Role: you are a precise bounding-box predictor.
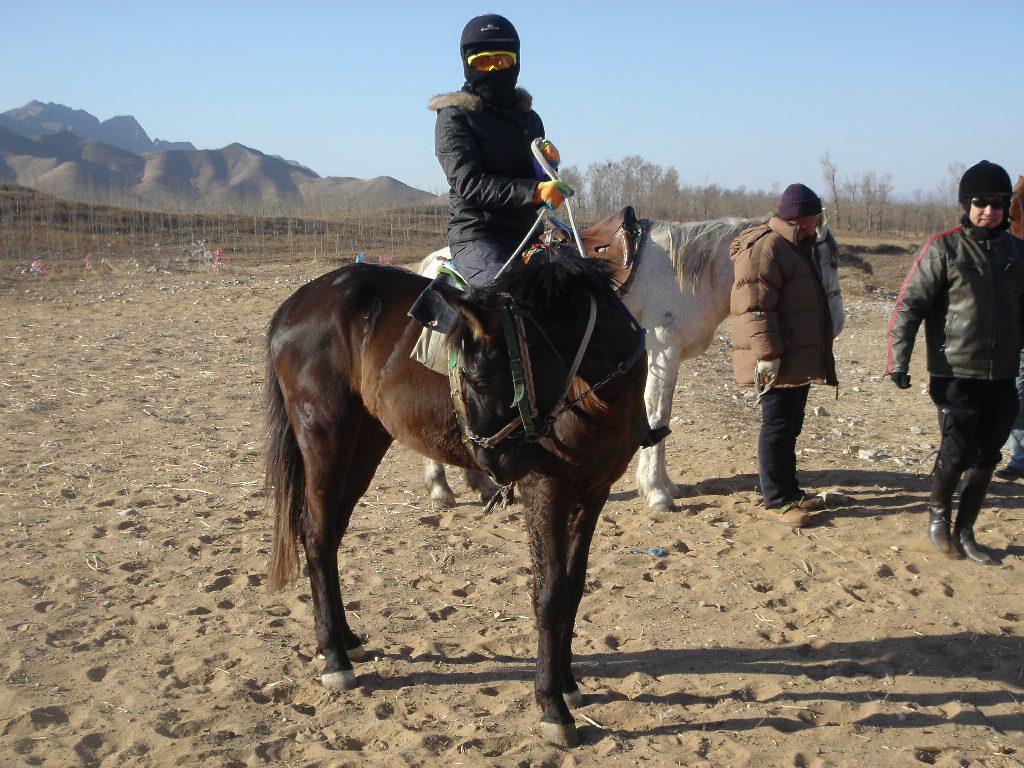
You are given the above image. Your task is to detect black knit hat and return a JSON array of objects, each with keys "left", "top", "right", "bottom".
[
  {"left": 460, "top": 14, "right": 520, "bottom": 56},
  {"left": 777, "top": 183, "right": 822, "bottom": 220},
  {"left": 958, "top": 160, "right": 1012, "bottom": 203}
]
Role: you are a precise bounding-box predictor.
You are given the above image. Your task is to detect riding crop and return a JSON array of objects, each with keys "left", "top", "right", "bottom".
[{"left": 530, "top": 138, "right": 586, "bottom": 258}]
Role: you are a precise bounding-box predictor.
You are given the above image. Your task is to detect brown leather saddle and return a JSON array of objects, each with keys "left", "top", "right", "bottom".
[{"left": 542, "top": 206, "right": 647, "bottom": 295}]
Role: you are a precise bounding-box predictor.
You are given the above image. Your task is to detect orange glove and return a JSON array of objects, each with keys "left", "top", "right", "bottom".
[
  {"left": 533, "top": 180, "right": 572, "bottom": 210},
  {"left": 537, "top": 139, "right": 560, "bottom": 169}
]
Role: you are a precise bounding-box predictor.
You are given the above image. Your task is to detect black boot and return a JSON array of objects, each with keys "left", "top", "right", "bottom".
[
  {"left": 927, "top": 459, "right": 960, "bottom": 555},
  {"left": 953, "top": 466, "right": 998, "bottom": 565},
  {"left": 641, "top": 425, "right": 671, "bottom": 448}
]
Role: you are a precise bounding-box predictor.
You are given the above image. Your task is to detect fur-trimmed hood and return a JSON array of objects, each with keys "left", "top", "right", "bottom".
[{"left": 428, "top": 88, "right": 533, "bottom": 113}]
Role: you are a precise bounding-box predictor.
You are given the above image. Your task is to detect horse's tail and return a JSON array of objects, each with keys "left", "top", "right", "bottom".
[{"left": 264, "top": 327, "right": 304, "bottom": 592}]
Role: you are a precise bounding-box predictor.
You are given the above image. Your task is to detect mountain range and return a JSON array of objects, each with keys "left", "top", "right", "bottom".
[{"left": 0, "top": 101, "right": 441, "bottom": 211}]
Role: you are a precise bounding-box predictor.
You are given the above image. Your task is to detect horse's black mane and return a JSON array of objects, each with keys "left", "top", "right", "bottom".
[{"left": 467, "top": 243, "right": 616, "bottom": 309}]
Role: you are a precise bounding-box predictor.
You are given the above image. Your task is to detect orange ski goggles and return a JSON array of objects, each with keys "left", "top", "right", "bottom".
[{"left": 465, "top": 50, "right": 517, "bottom": 71}]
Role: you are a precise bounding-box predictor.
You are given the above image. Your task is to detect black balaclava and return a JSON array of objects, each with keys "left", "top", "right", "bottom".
[
  {"left": 958, "top": 160, "right": 1013, "bottom": 236},
  {"left": 460, "top": 14, "right": 521, "bottom": 111}
]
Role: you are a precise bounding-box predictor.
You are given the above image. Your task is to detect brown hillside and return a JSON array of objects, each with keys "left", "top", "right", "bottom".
[{"left": 0, "top": 127, "right": 441, "bottom": 212}]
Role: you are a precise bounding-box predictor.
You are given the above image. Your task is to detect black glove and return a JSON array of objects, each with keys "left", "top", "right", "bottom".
[{"left": 890, "top": 371, "right": 911, "bottom": 389}]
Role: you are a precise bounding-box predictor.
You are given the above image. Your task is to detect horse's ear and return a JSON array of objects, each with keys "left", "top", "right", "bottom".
[{"left": 433, "top": 283, "right": 492, "bottom": 343}]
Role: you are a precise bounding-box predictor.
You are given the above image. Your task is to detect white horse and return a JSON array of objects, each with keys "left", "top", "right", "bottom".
[{"left": 419, "top": 215, "right": 843, "bottom": 512}]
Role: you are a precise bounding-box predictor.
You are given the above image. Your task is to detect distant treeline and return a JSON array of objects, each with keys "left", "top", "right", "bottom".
[
  {"left": 1, "top": 156, "right": 967, "bottom": 263},
  {"left": 559, "top": 155, "right": 966, "bottom": 237}
]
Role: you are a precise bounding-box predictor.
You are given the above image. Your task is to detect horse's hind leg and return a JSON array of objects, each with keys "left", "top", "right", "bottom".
[
  {"left": 300, "top": 414, "right": 392, "bottom": 690},
  {"left": 423, "top": 458, "right": 457, "bottom": 508},
  {"left": 423, "top": 460, "right": 503, "bottom": 507}
]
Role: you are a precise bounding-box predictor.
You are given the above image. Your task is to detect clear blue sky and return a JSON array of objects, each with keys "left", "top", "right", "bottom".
[{"left": 3, "top": 0, "right": 1022, "bottom": 199}]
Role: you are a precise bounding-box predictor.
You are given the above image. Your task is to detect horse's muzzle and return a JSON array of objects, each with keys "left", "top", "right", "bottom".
[{"left": 475, "top": 444, "right": 534, "bottom": 486}]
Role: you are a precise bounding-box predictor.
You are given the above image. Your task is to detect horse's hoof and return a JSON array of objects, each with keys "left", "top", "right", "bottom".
[
  {"left": 648, "top": 497, "right": 678, "bottom": 514},
  {"left": 539, "top": 720, "right": 579, "bottom": 748},
  {"left": 564, "top": 689, "right": 586, "bottom": 708},
  {"left": 345, "top": 644, "right": 369, "bottom": 663},
  {"left": 430, "top": 490, "right": 457, "bottom": 509},
  {"left": 321, "top": 669, "right": 358, "bottom": 690}
]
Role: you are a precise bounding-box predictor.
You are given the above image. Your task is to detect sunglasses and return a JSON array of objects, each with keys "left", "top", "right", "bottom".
[
  {"left": 971, "top": 198, "right": 1007, "bottom": 209},
  {"left": 466, "top": 50, "right": 517, "bottom": 71}
]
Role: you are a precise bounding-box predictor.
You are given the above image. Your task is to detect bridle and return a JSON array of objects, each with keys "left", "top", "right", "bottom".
[{"left": 449, "top": 289, "right": 646, "bottom": 451}]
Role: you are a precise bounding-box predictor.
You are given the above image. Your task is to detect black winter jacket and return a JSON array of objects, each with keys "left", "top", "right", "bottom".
[
  {"left": 887, "top": 224, "right": 1024, "bottom": 380},
  {"left": 429, "top": 87, "right": 545, "bottom": 250}
]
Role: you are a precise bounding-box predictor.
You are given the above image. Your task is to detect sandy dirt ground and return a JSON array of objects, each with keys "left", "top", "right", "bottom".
[{"left": 1, "top": 247, "right": 1021, "bottom": 768}]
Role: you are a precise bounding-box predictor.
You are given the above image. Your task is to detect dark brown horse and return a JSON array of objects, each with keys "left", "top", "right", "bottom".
[
  {"left": 264, "top": 246, "right": 649, "bottom": 745},
  {"left": 1011, "top": 175, "right": 1023, "bottom": 239}
]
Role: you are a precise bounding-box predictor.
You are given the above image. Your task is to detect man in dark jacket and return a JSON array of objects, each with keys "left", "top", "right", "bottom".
[
  {"left": 428, "top": 13, "right": 567, "bottom": 285},
  {"left": 730, "top": 184, "right": 838, "bottom": 527},
  {"left": 887, "top": 160, "right": 1024, "bottom": 565}
]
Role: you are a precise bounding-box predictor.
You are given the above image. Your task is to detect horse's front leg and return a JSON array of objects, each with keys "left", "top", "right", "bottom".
[
  {"left": 464, "top": 468, "right": 502, "bottom": 502},
  {"left": 559, "top": 498, "right": 603, "bottom": 709},
  {"left": 521, "top": 484, "right": 578, "bottom": 747},
  {"left": 637, "top": 345, "right": 682, "bottom": 512}
]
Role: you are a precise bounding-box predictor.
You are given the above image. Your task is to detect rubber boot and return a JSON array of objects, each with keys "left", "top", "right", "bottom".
[
  {"left": 953, "top": 467, "right": 998, "bottom": 565},
  {"left": 927, "top": 459, "right": 960, "bottom": 555},
  {"left": 641, "top": 425, "right": 671, "bottom": 448}
]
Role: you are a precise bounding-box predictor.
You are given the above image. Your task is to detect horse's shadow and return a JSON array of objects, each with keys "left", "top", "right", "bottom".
[{"left": 361, "top": 631, "right": 1023, "bottom": 737}]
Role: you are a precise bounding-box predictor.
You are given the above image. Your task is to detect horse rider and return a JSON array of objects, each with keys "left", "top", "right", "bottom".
[
  {"left": 410, "top": 14, "right": 668, "bottom": 449},
  {"left": 425, "top": 13, "right": 567, "bottom": 287},
  {"left": 887, "top": 160, "right": 1024, "bottom": 565}
]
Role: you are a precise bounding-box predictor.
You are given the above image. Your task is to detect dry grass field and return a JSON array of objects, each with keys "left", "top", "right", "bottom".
[{"left": 1, "top": 211, "right": 1021, "bottom": 767}]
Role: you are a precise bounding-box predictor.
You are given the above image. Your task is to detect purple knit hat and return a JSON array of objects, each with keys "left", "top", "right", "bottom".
[{"left": 778, "top": 183, "right": 822, "bottom": 220}]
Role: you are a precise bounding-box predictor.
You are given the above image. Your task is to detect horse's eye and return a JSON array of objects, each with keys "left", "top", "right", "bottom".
[{"left": 462, "top": 350, "right": 501, "bottom": 394}]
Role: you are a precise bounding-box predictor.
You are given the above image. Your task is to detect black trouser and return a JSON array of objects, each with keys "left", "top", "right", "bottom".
[
  {"left": 928, "top": 376, "right": 1019, "bottom": 472},
  {"left": 450, "top": 238, "right": 516, "bottom": 286},
  {"left": 758, "top": 385, "right": 810, "bottom": 507}
]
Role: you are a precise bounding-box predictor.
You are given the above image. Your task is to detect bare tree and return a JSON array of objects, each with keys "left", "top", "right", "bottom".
[{"left": 820, "top": 151, "right": 842, "bottom": 228}]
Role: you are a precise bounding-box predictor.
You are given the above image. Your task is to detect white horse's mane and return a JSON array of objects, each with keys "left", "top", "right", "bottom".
[{"left": 652, "top": 216, "right": 769, "bottom": 292}]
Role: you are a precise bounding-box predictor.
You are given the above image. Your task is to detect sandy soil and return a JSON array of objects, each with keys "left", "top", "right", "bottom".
[{"left": 1, "top": 248, "right": 1021, "bottom": 768}]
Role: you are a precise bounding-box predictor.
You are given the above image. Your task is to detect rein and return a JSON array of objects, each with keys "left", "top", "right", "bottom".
[{"left": 449, "top": 289, "right": 645, "bottom": 451}]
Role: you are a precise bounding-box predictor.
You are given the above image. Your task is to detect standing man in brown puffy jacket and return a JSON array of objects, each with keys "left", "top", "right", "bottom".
[
  {"left": 887, "top": 160, "right": 1024, "bottom": 565},
  {"left": 730, "top": 184, "right": 839, "bottom": 527}
]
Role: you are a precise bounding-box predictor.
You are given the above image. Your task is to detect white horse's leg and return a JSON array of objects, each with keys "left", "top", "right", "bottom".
[
  {"left": 423, "top": 458, "right": 457, "bottom": 508},
  {"left": 419, "top": 248, "right": 468, "bottom": 510},
  {"left": 637, "top": 345, "right": 682, "bottom": 512}
]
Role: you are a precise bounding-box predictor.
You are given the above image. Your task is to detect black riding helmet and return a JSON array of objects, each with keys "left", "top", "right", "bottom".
[
  {"left": 460, "top": 14, "right": 521, "bottom": 109},
  {"left": 460, "top": 13, "right": 520, "bottom": 55},
  {"left": 959, "top": 160, "right": 1012, "bottom": 203},
  {"left": 959, "top": 160, "right": 1013, "bottom": 231}
]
